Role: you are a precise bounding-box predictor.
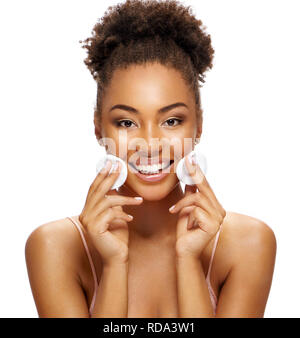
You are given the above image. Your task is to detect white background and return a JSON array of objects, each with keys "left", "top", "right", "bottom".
[{"left": 0, "top": 0, "right": 299, "bottom": 318}]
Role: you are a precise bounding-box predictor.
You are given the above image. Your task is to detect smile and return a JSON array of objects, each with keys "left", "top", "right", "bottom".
[
  {"left": 129, "top": 160, "right": 174, "bottom": 174},
  {"left": 128, "top": 160, "right": 174, "bottom": 183}
]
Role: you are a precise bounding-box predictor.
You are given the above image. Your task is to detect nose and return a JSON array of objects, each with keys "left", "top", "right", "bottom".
[{"left": 139, "top": 123, "right": 162, "bottom": 158}]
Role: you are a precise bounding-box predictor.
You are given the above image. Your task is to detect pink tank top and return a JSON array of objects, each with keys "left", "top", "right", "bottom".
[{"left": 67, "top": 216, "right": 221, "bottom": 316}]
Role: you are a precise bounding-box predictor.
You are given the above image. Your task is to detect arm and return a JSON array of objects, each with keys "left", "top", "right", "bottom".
[
  {"left": 176, "top": 255, "right": 214, "bottom": 317},
  {"left": 90, "top": 261, "right": 128, "bottom": 318},
  {"left": 25, "top": 221, "right": 129, "bottom": 318},
  {"left": 25, "top": 222, "right": 90, "bottom": 317},
  {"left": 215, "top": 221, "right": 276, "bottom": 317},
  {"left": 172, "top": 158, "right": 276, "bottom": 317},
  {"left": 176, "top": 220, "right": 276, "bottom": 318}
]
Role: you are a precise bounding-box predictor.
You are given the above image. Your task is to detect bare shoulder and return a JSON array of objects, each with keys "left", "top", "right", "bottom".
[
  {"left": 25, "top": 217, "right": 93, "bottom": 317},
  {"left": 220, "top": 211, "right": 277, "bottom": 262},
  {"left": 222, "top": 211, "right": 276, "bottom": 245},
  {"left": 211, "top": 212, "right": 276, "bottom": 317},
  {"left": 25, "top": 216, "right": 82, "bottom": 267}
]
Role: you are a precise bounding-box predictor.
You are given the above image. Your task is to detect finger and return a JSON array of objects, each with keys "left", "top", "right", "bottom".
[
  {"left": 91, "top": 162, "right": 123, "bottom": 199},
  {"left": 169, "top": 185, "right": 196, "bottom": 214},
  {"left": 175, "top": 207, "right": 191, "bottom": 239},
  {"left": 184, "top": 155, "right": 213, "bottom": 194},
  {"left": 88, "top": 208, "right": 132, "bottom": 235},
  {"left": 173, "top": 185, "right": 197, "bottom": 219},
  {"left": 169, "top": 191, "right": 214, "bottom": 215},
  {"left": 112, "top": 209, "right": 134, "bottom": 223},
  {"left": 184, "top": 183, "right": 197, "bottom": 196},
  {"left": 86, "top": 160, "right": 113, "bottom": 201},
  {"left": 184, "top": 155, "right": 205, "bottom": 188},
  {"left": 184, "top": 156, "right": 223, "bottom": 211},
  {"left": 92, "top": 194, "right": 143, "bottom": 215},
  {"left": 187, "top": 209, "right": 196, "bottom": 230},
  {"left": 193, "top": 207, "right": 220, "bottom": 235},
  {"left": 184, "top": 156, "right": 216, "bottom": 202},
  {"left": 187, "top": 206, "right": 207, "bottom": 230}
]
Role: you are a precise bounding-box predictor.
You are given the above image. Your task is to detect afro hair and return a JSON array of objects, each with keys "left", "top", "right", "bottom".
[{"left": 80, "top": 0, "right": 215, "bottom": 119}]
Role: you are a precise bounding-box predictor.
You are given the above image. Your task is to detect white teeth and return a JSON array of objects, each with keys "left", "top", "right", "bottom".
[{"left": 134, "top": 162, "right": 171, "bottom": 174}]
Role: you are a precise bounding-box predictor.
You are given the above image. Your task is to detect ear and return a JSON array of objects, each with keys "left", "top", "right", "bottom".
[{"left": 196, "top": 123, "right": 202, "bottom": 140}]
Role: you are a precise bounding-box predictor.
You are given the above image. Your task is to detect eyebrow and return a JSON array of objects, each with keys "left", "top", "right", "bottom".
[{"left": 108, "top": 102, "right": 188, "bottom": 114}]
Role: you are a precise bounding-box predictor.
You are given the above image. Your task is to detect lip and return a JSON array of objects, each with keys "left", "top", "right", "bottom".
[
  {"left": 128, "top": 161, "right": 174, "bottom": 183},
  {"left": 134, "top": 158, "right": 172, "bottom": 166}
]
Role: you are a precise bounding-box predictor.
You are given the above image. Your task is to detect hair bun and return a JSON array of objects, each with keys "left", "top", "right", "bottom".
[{"left": 81, "top": 0, "right": 214, "bottom": 82}]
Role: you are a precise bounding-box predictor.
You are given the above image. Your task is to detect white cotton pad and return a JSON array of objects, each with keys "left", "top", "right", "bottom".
[
  {"left": 175, "top": 150, "right": 207, "bottom": 185},
  {"left": 96, "top": 154, "right": 128, "bottom": 190}
]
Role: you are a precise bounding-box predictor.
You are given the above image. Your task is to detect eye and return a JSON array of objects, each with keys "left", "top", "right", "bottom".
[
  {"left": 163, "top": 118, "right": 183, "bottom": 127},
  {"left": 115, "top": 119, "right": 136, "bottom": 128}
]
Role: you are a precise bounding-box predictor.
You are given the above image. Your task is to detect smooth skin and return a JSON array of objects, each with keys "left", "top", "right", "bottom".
[{"left": 25, "top": 62, "right": 276, "bottom": 317}]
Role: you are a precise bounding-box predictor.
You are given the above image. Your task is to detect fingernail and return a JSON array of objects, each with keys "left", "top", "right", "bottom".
[
  {"left": 169, "top": 205, "right": 175, "bottom": 212},
  {"left": 100, "top": 160, "right": 111, "bottom": 172},
  {"left": 128, "top": 214, "right": 133, "bottom": 219},
  {"left": 134, "top": 197, "right": 143, "bottom": 201},
  {"left": 111, "top": 162, "right": 119, "bottom": 172},
  {"left": 188, "top": 155, "right": 196, "bottom": 165}
]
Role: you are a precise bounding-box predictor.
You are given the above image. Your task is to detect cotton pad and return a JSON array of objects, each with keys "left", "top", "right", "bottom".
[
  {"left": 176, "top": 150, "right": 207, "bottom": 185},
  {"left": 96, "top": 154, "right": 128, "bottom": 190}
]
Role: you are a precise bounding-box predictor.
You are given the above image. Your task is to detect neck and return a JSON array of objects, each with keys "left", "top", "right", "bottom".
[{"left": 118, "top": 183, "right": 184, "bottom": 242}]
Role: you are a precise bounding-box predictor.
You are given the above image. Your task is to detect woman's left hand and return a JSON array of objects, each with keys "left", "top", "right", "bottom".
[{"left": 171, "top": 156, "right": 226, "bottom": 258}]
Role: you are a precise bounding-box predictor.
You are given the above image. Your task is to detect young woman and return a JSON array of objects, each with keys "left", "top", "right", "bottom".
[{"left": 25, "top": 0, "right": 276, "bottom": 318}]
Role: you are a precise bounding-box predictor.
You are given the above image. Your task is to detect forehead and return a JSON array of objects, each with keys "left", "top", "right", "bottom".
[{"left": 102, "top": 62, "right": 194, "bottom": 112}]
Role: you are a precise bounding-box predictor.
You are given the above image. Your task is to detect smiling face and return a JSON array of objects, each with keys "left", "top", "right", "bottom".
[{"left": 94, "top": 62, "right": 202, "bottom": 200}]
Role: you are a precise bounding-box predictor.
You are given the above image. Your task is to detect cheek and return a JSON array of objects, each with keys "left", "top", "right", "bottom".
[
  {"left": 168, "top": 129, "right": 195, "bottom": 162},
  {"left": 115, "top": 131, "right": 129, "bottom": 159},
  {"left": 102, "top": 126, "right": 129, "bottom": 159}
]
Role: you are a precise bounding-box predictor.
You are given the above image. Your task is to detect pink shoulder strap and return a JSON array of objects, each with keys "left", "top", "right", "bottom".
[
  {"left": 206, "top": 227, "right": 222, "bottom": 280},
  {"left": 66, "top": 216, "right": 98, "bottom": 315},
  {"left": 205, "top": 226, "right": 222, "bottom": 311}
]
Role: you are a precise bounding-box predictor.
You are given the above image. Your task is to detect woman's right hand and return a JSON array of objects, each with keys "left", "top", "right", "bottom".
[{"left": 79, "top": 160, "right": 143, "bottom": 265}]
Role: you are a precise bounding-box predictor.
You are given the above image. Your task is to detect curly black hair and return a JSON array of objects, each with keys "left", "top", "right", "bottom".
[{"left": 80, "top": 0, "right": 214, "bottom": 122}]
